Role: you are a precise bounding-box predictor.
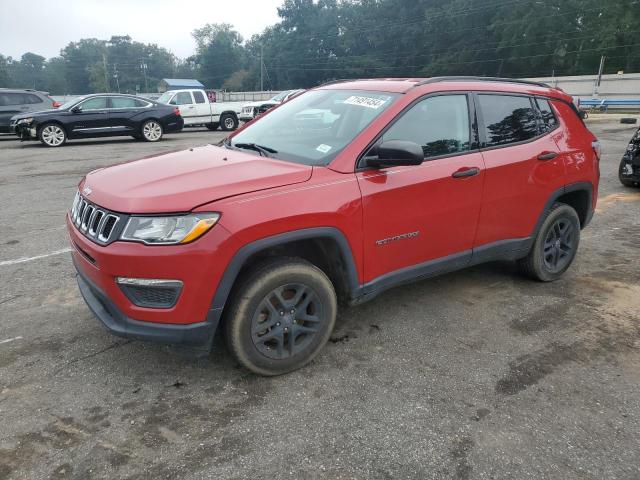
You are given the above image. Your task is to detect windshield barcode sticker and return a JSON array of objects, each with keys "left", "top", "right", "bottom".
[
  {"left": 343, "top": 96, "right": 388, "bottom": 109},
  {"left": 316, "top": 144, "right": 332, "bottom": 153}
]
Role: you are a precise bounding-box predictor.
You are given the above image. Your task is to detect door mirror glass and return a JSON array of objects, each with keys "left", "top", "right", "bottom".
[
  {"left": 71, "top": 105, "right": 82, "bottom": 113},
  {"left": 365, "top": 140, "right": 424, "bottom": 168}
]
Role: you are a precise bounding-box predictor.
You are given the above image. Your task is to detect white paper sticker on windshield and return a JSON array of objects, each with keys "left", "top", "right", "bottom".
[
  {"left": 343, "top": 95, "right": 387, "bottom": 109},
  {"left": 316, "top": 144, "right": 332, "bottom": 153}
]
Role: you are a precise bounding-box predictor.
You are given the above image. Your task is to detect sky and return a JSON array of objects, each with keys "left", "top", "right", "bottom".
[{"left": 0, "top": 0, "right": 284, "bottom": 60}]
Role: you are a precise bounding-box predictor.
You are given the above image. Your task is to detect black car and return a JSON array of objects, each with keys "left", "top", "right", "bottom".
[
  {"left": 619, "top": 126, "right": 640, "bottom": 187},
  {"left": 10, "top": 94, "right": 183, "bottom": 147}
]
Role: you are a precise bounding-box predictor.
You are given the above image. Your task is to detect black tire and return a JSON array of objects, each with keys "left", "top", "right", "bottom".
[
  {"left": 224, "top": 258, "right": 337, "bottom": 376},
  {"left": 38, "top": 123, "right": 67, "bottom": 147},
  {"left": 219, "top": 113, "right": 239, "bottom": 131},
  {"left": 206, "top": 122, "right": 219, "bottom": 131},
  {"left": 619, "top": 157, "right": 638, "bottom": 187},
  {"left": 141, "top": 119, "right": 163, "bottom": 142},
  {"left": 620, "top": 117, "right": 638, "bottom": 125},
  {"left": 517, "top": 203, "right": 580, "bottom": 282}
]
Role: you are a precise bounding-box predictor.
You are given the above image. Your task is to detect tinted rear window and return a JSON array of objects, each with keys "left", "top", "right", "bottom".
[
  {"left": 479, "top": 94, "right": 538, "bottom": 147},
  {"left": 193, "top": 91, "right": 206, "bottom": 104}
]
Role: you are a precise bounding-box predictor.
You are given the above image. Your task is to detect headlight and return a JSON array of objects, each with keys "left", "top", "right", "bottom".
[
  {"left": 121, "top": 213, "right": 220, "bottom": 245},
  {"left": 17, "top": 118, "right": 34, "bottom": 125}
]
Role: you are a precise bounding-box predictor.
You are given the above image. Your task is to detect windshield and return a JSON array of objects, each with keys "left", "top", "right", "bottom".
[
  {"left": 157, "top": 92, "right": 173, "bottom": 104},
  {"left": 59, "top": 96, "right": 87, "bottom": 110},
  {"left": 269, "top": 90, "right": 290, "bottom": 102},
  {"left": 230, "top": 89, "right": 399, "bottom": 166}
]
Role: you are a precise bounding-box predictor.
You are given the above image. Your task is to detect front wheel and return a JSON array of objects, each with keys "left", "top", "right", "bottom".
[
  {"left": 517, "top": 203, "right": 580, "bottom": 282},
  {"left": 219, "top": 113, "right": 239, "bottom": 131},
  {"left": 141, "top": 120, "right": 163, "bottom": 142},
  {"left": 224, "top": 258, "right": 337, "bottom": 376},
  {"left": 39, "top": 123, "right": 66, "bottom": 147}
]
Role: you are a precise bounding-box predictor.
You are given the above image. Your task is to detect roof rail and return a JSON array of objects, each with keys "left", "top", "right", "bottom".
[
  {"left": 317, "top": 78, "right": 359, "bottom": 87},
  {"left": 415, "top": 76, "right": 551, "bottom": 88}
]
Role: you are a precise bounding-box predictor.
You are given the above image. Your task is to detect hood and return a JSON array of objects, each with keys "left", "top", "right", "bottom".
[
  {"left": 11, "top": 109, "right": 61, "bottom": 121},
  {"left": 244, "top": 100, "right": 278, "bottom": 109},
  {"left": 80, "top": 145, "right": 312, "bottom": 213}
]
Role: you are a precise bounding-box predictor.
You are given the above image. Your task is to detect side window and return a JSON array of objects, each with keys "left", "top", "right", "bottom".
[
  {"left": 381, "top": 95, "right": 471, "bottom": 158},
  {"left": 192, "top": 91, "right": 206, "bottom": 104},
  {"left": 478, "top": 94, "right": 538, "bottom": 147},
  {"left": 174, "top": 92, "right": 193, "bottom": 105},
  {"left": 110, "top": 97, "right": 137, "bottom": 109},
  {"left": 0, "top": 93, "right": 24, "bottom": 106},
  {"left": 24, "top": 94, "right": 43, "bottom": 104},
  {"left": 536, "top": 98, "right": 558, "bottom": 133},
  {"left": 134, "top": 99, "right": 150, "bottom": 108},
  {"left": 79, "top": 97, "right": 107, "bottom": 110}
]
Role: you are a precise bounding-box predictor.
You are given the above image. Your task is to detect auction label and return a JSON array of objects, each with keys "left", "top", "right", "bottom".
[{"left": 343, "top": 95, "right": 388, "bottom": 109}]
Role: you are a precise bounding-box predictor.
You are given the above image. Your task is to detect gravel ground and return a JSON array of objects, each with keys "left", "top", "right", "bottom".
[{"left": 0, "top": 119, "right": 639, "bottom": 480}]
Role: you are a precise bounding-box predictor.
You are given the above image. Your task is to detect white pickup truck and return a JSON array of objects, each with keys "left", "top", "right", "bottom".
[{"left": 156, "top": 89, "right": 243, "bottom": 131}]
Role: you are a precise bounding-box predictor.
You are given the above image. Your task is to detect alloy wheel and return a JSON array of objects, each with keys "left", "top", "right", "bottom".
[
  {"left": 224, "top": 116, "right": 235, "bottom": 130},
  {"left": 543, "top": 218, "right": 575, "bottom": 272},
  {"left": 143, "top": 121, "right": 162, "bottom": 141},
  {"left": 251, "top": 284, "right": 323, "bottom": 360},
  {"left": 41, "top": 125, "right": 65, "bottom": 146}
]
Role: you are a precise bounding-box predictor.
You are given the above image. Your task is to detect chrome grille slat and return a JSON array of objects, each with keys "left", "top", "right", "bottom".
[{"left": 70, "top": 192, "right": 121, "bottom": 245}]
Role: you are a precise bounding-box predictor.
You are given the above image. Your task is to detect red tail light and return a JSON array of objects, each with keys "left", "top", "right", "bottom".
[
  {"left": 173, "top": 107, "right": 181, "bottom": 116},
  {"left": 52, "top": 101, "right": 61, "bottom": 108}
]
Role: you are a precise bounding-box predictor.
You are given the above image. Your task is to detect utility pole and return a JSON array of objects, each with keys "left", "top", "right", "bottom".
[
  {"left": 593, "top": 55, "right": 605, "bottom": 97},
  {"left": 140, "top": 59, "right": 148, "bottom": 93},
  {"left": 260, "top": 44, "right": 264, "bottom": 92},
  {"left": 113, "top": 64, "right": 120, "bottom": 93},
  {"left": 102, "top": 54, "right": 110, "bottom": 92}
]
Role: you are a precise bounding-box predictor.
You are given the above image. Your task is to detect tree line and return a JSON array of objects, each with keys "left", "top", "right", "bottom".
[{"left": 1, "top": 0, "right": 638, "bottom": 94}]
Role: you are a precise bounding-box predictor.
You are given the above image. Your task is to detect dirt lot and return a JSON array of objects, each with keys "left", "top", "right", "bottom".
[{"left": 1, "top": 119, "right": 639, "bottom": 480}]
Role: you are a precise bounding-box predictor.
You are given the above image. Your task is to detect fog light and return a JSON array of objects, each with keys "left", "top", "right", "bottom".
[{"left": 116, "top": 277, "right": 183, "bottom": 308}]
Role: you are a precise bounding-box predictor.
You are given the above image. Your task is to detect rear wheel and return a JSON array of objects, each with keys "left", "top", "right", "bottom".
[
  {"left": 219, "top": 113, "right": 238, "bottom": 131},
  {"left": 141, "top": 120, "right": 163, "bottom": 142},
  {"left": 206, "top": 122, "right": 219, "bottom": 131},
  {"left": 517, "top": 203, "right": 580, "bottom": 282},
  {"left": 39, "top": 123, "right": 66, "bottom": 147},
  {"left": 224, "top": 258, "right": 337, "bottom": 376}
]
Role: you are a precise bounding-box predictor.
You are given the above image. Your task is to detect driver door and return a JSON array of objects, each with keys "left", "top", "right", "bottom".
[
  {"left": 67, "top": 96, "right": 110, "bottom": 135},
  {"left": 356, "top": 94, "right": 485, "bottom": 284}
]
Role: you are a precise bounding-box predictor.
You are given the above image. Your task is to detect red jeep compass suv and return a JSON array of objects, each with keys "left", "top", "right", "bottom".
[{"left": 68, "top": 77, "right": 600, "bottom": 375}]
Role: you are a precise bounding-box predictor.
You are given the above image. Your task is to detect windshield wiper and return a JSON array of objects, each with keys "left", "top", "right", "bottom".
[{"left": 232, "top": 142, "right": 278, "bottom": 158}]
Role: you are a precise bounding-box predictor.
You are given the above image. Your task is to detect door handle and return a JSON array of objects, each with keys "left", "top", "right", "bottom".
[
  {"left": 537, "top": 151, "right": 558, "bottom": 161},
  {"left": 452, "top": 167, "right": 480, "bottom": 178}
]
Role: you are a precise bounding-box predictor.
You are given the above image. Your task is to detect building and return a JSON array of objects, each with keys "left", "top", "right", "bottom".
[{"left": 158, "top": 78, "right": 204, "bottom": 93}]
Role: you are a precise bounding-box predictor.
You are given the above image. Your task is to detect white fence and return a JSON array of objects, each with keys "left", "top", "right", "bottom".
[{"left": 526, "top": 72, "right": 640, "bottom": 101}]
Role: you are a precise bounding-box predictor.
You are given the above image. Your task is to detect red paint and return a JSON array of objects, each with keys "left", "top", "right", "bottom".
[{"left": 69, "top": 78, "right": 599, "bottom": 328}]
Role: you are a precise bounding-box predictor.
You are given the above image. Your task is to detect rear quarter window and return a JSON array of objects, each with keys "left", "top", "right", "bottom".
[
  {"left": 536, "top": 98, "right": 558, "bottom": 133},
  {"left": 478, "top": 94, "right": 538, "bottom": 147},
  {"left": 24, "top": 93, "right": 44, "bottom": 104}
]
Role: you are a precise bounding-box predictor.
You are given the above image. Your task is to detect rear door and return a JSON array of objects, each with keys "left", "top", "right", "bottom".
[
  {"left": 107, "top": 96, "right": 151, "bottom": 134},
  {"left": 357, "top": 94, "right": 485, "bottom": 284},
  {"left": 474, "top": 93, "right": 565, "bottom": 247}
]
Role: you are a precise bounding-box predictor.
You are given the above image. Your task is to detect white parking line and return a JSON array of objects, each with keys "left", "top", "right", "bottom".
[
  {"left": 0, "top": 336, "right": 23, "bottom": 345},
  {"left": 0, "top": 248, "right": 72, "bottom": 267}
]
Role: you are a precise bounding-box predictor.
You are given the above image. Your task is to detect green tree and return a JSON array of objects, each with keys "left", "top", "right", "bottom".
[{"left": 192, "top": 23, "right": 245, "bottom": 88}]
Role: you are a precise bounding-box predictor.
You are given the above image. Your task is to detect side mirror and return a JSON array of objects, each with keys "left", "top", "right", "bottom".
[
  {"left": 71, "top": 105, "right": 82, "bottom": 113},
  {"left": 364, "top": 140, "right": 424, "bottom": 168}
]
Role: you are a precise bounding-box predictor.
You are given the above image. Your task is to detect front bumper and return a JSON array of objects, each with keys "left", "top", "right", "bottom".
[
  {"left": 12, "top": 122, "right": 37, "bottom": 139},
  {"left": 620, "top": 154, "right": 640, "bottom": 182},
  {"left": 75, "top": 263, "right": 215, "bottom": 346},
  {"left": 68, "top": 213, "right": 237, "bottom": 346}
]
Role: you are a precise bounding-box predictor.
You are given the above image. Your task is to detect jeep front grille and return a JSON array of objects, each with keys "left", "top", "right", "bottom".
[{"left": 70, "top": 192, "right": 122, "bottom": 245}]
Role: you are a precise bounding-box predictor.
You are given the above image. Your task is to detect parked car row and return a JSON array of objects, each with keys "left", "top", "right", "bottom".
[{"left": 1, "top": 87, "right": 306, "bottom": 147}]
